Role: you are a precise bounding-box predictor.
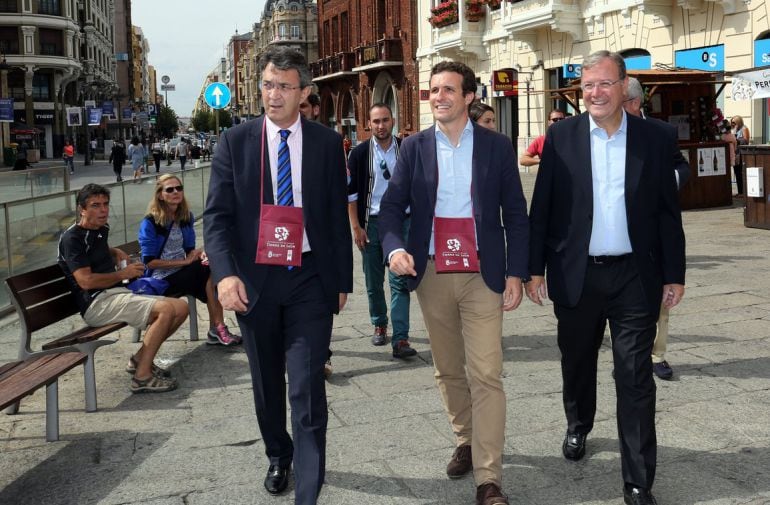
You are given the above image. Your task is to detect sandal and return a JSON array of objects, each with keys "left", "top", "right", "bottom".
[
  {"left": 130, "top": 374, "right": 177, "bottom": 394},
  {"left": 125, "top": 355, "right": 171, "bottom": 377}
]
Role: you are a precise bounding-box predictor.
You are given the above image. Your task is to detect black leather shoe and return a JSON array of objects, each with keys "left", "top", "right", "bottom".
[
  {"left": 264, "top": 464, "right": 289, "bottom": 495},
  {"left": 562, "top": 432, "right": 587, "bottom": 461},
  {"left": 623, "top": 484, "right": 658, "bottom": 505}
]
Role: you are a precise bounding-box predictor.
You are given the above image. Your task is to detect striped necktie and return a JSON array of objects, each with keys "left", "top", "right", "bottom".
[{"left": 276, "top": 129, "right": 293, "bottom": 206}]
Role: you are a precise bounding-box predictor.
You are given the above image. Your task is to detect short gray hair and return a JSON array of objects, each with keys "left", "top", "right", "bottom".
[
  {"left": 626, "top": 77, "right": 643, "bottom": 100},
  {"left": 258, "top": 46, "right": 312, "bottom": 88},
  {"left": 582, "top": 50, "right": 627, "bottom": 80}
]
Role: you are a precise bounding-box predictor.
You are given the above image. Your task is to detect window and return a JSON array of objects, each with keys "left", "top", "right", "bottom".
[
  {"left": 7, "top": 70, "right": 25, "bottom": 100},
  {"left": 279, "top": 24, "right": 286, "bottom": 38},
  {"left": 0, "top": 26, "right": 19, "bottom": 54},
  {"left": 32, "top": 73, "right": 51, "bottom": 100},
  {"left": 38, "top": 0, "right": 60, "bottom": 15},
  {"left": 291, "top": 25, "right": 300, "bottom": 38},
  {"left": 39, "top": 28, "right": 63, "bottom": 56},
  {"left": 0, "top": 0, "right": 17, "bottom": 13}
]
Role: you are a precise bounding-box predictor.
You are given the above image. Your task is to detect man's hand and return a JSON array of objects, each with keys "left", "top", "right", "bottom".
[
  {"left": 352, "top": 226, "right": 368, "bottom": 251},
  {"left": 339, "top": 293, "right": 348, "bottom": 311},
  {"left": 662, "top": 283, "right": 685, "bottom": 309},
  {"left": 526, "top": 275, "right": 548, "bottom": 305},
  {"left": 502, "top": 277, "right": 523, "bottom": 311},
  {"left": 112, "top": 247, "right": 129, "bottom": 266},
  {"left": 389, "top": 251, "right": 417, "bottom": 277},
  {"left": 217, "top": 276, "right": 249, "bottom": 313},
  {"left": 120, "top": 262, "right": 145, "bottom": 280}
]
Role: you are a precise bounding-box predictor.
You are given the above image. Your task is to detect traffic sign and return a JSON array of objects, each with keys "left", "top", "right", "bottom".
[
  {"left": 204, "top": 82, "right": 231, "bottom": 110},
  {"left": 161, "top": 84, "right": 176, "bottom": 91},
  {"left": 161, "top": 75, "right": 170, "bottom": 84},
  {"left": 148, "top": 103, "right": 158, "bottom": 116}
]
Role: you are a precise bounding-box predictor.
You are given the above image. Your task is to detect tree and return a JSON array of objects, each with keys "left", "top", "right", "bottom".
[
  {"left": 192, "top": 109, "right": 212, "bottom": 133},
  {"left": 208, "top": 108, "right": 232, "bottom": 133},
  {"left": 156, "top": 105, "right": 179, "bottom": 138}
]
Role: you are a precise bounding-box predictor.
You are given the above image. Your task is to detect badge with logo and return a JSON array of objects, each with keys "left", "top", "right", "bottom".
[
  {"left": 255, "top": 205, "right": 303, "bottom": 266},
  {"left": 433, "top": 217, "right": 479, "bottom": 273}
]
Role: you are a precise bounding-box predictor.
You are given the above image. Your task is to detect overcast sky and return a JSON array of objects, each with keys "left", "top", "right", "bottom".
[{"left": 131, "top": 0, "right": 265, "bottom": 117}]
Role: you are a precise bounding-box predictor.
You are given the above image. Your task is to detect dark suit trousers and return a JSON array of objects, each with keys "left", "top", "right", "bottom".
[
  {"left": 237, "top": 254, "right": 332, "bottom": 505},
  {"left": 553, "top": 257, "right": 659, "bottom": 489}
]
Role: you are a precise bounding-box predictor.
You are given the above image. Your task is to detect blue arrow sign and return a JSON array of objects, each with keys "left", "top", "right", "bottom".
[{"left": 204, "top": 82, "right": 231, "bottom": 110}]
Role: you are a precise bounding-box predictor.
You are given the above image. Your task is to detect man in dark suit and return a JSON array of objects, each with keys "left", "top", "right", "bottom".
[
  {"left": 625, "top": 76, "right": 688, "bottom": 381},
  {"left": 203, "top": 46, "right": 352, "bottom": 505},
  {"left": 379, "top": 61, "right": 529, "bottom": 505},
  {"left": 527, "top": 51, "right": 686, "bottom": 505}
]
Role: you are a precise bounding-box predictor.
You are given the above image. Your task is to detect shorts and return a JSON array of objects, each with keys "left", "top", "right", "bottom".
[
  {"left": 83, "top": 287, "right": 161, "bottom": 329},
  {"left": 163, "top": 261, "right": 210, "bottom": 302}
]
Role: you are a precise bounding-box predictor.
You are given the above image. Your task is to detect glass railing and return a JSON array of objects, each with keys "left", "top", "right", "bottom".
[
  {"left": 0, "top": 166, "right": 211, "bottom": 310},
  {"left": 0, "top": 166, "right": 68, "bottom": 203}
]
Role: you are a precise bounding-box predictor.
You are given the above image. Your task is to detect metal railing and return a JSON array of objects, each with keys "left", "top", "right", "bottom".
[{"left": 0, "top": 166, "right": 211, "bottom": 311}]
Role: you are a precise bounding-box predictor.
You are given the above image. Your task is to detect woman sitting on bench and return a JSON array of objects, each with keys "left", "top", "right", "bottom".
[{"left": 138, "top": 174, "right": 241, "bottom": 346}]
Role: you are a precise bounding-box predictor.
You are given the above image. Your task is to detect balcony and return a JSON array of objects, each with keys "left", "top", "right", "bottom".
[
  {"left": 311, "top": 51, "right": 357, "bottom": 82},
  {"left": 500, "top": 0, "right": 582, "bottom": 40},
  {"left": 352, "top": 39, "right": 404, "bottom": 72}
]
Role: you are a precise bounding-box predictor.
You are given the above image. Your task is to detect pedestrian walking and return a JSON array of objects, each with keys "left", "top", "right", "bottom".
[
  {"left": 109, "top": 138, "right": 127, "bottom": 182},
  {"left": 63, "top": 139, "right": 75, "bottom": 174},
  {"left": 176, "top": 138, "right": 189, "bottom": 170},
  {"left": 378, "top": 60, "right": 529, "bottom": 505},
  {"left": 128, "top": 136, "right": 146, "bottom": 181},
  {"left": 151, "top": 139, "right": 163, "bottom": 173},
  {"left": 203, "top": 46, "right": 352, "bottom": 505},
  {"left": 526, "top": 51, "right": 686, "bottom": 505}
]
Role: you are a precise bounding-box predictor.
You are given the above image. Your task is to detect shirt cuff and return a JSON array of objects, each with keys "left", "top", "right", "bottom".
[
  {"left": 348, "top": 193, "right": 358, "bottom": 203},
  {"left": 387, "top": 248, "right": 406, "bottom": 263}
]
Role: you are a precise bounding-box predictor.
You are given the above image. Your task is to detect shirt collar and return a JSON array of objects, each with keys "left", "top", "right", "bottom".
[
  {"left": 372, "top": 136, "right": 396, "bottom": 156},
  {"left": 588, "top": 109, "right": 628, "bottom": 137},
  {"left": 264, "top": 114, "right": 301, "bottom": 141},
  {"left": 434, "top": 118, "right": 474, "bottom": 145}
]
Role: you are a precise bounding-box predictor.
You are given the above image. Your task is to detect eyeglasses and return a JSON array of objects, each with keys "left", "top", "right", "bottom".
[
  {"left": 580, "top": 78, "right": 623, "bottom": 92},
  {"left": 163, "top": 185, "right": 184, "bottom": 193},
  {"left": 261, "top": 81, "right": 302, "bottom": 93},
  {"left": 549, "top": 117, "right": 564, "bottom": 122},
  {"left": 379, "top": 160, "right": 391, "bottom": 180}
]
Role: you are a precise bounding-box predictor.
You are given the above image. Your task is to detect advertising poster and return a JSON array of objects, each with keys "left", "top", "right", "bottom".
[
  {"left": 66, "top": 106, "right": 82, "bottom": 126},
  {"left": 87, "top": 107, "right": 102, "bottom": 126}
]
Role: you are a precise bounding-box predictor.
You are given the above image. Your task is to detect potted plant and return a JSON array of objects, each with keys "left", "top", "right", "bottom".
[
  {"left": 485, "top": 0, "right": 502, "bottom": 10},
  {"left": 429, "top": 0, "right": 459, "bottom": 27},
  {"left": 465, "top": 0, "right": 484, "bottom": 20}
]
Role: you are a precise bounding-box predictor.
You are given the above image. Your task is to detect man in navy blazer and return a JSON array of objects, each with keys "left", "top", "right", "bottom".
[
  {"left": 203, "top": 47, "right": 352, "bottom": 505},
  {"left": 527, "top": 51, "right": 686, "bottom": 505},
  {"left": 379, "top": 61, "right": 529, "bottom": 505}
]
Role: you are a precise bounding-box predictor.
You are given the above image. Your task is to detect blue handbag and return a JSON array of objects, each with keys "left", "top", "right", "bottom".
[{"left": 126, "top": 277, "right": 169, "bottom": 295}]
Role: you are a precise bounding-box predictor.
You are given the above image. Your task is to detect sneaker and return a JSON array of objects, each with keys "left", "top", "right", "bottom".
[
  {"left": 131, "top": 374, "right": 177, "bottom": 393},
  {"left": 653, "top": 360, "right": 673, "bottom": 380},
  {"left": 446, "top": 444, "right": 472, "bottom": 479},
  {"left": 207, "top": 323, "right": 242, "bottom": 346},
  {"left": 392, "top": 340, "right": 417, "bottom": 359},
  {"left": 323, "top": 358, "right": 333, "bottom": 379},
  {"left": 371, "top": 325, "right": 388, "bottom": 346}
]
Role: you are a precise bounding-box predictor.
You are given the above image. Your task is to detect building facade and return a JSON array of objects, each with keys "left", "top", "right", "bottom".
[
  {"left": 417, "top": 0, "right": 770, "bottom": 154},
  {"left": 313, "top": 0, "right": 418, "bottom": 142}
]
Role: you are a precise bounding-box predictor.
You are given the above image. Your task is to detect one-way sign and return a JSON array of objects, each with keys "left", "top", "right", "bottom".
[{"left": 204, "top": 82, "right": 231, "bottom": 110}]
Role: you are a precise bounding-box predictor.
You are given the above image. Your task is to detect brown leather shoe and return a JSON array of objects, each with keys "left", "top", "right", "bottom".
[
  {"left": 371, "top": 325, "right": 388, "bottom": 346},
  {"left": 476, "top": 482, "right": 509, "bottom": 505},
  {"left": 446, "top": 444, "right": 472, "bottom": 479}
]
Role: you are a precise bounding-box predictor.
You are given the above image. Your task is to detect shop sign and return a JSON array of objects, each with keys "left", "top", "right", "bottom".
[
  {"left": 492, "top": 69, "right": 517, "bottom": 95},
  {"left": 754, "top": 39, "right": 770, "bottom": 68},
  {"left": 624, "top": 55, "right": 651, "bottom": 70},
  {"left": 0, "top": 98, "right": 13, "bottom": 122},
  {"left": 731, "top": 68, "right": 770, "bottom": 101},
  {"left": 675, "top": 45, "right": 724, "bottom": 71},
  {"left": 34, "top": 112, "right": 54, "bottom": 124},
  {"left": 563, "top": 64, "right": 581, "bottom": 78}
]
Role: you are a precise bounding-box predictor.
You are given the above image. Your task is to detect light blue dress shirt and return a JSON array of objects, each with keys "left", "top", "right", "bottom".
[
  {"left": 588, "top": 111, "right": 633, "bottom": 256},
  {"left": 430, "top": 119, "right": 475, "bottom": 255},
  {"left": 370, "top": 139, "right": 397, "bottom": 216}
]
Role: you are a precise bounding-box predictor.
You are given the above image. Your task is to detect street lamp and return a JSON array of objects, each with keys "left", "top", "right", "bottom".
[{"left": 0, "top": 53, "right": 10, "bottom": 166}]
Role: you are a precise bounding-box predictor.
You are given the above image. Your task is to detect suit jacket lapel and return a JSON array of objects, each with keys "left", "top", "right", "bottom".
[
  {"left": 420, "top": 127, "right": 438, "bottom": 211},
  {"left": 576, "top": 114, "right": 593, "bottom": 206},
  {"left": 471, "top": 124, "right": 487, "bottom": 222},
  {"left": 300, "top": 118, "right": 311, "bottom": 217},
  {"left": 624, "top": 116, "right": 644, "bottom": 216}
]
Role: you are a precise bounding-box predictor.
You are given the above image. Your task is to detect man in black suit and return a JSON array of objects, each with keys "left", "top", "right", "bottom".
[
  {"left": 203, "top": 46, "right": 352, "bottom": 505},
  {"left": 527, "top": 51, "right": 686, "bottom": 505},
  {"left": 379, "top": 61, "right": 529, "bottom": 505},
  {"left": 625, "top": 76, "right": 689, "bottom": 381}
]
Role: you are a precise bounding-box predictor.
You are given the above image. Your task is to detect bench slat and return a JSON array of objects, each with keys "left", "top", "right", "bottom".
[
  {"left": 13, "top": 278, "right": 72, "bottom": 308},
  {"left": 5, "top": 264, "right": 66, "bottom": 292},
  {"left": 25, "top": 297, "right": 80, "bottom": 333},
  {"left": 41, "top": 322, "right": 126, "bottom": 350},
  {"left": 0, "top": 353, "right": 87, "bottom": 410}
]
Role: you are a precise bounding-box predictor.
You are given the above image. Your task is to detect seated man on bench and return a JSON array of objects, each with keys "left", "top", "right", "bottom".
[{"left": 57, "top": 183, "right": 189, "bottom": 394}]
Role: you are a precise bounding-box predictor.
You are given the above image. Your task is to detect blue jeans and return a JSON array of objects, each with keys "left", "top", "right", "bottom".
[{"left": 362, "top": 216, "right": 410, "bottom": 346}]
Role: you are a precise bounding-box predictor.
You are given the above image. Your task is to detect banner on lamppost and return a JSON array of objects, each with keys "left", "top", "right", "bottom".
[
  {"left": 122, "top": 107, "right": 133, "bottom": 120},
  {"left": 66, "top": 106, "right": 82, "bottom": 126},
  {"left": 87, "top": 107, "right": 101, "bottom": 125},
  {"left": 102, "top": 101, "right": 115, "bottom": 117},
  {"left": 0, "top": 98, "right": 13, "bottom": 122}
]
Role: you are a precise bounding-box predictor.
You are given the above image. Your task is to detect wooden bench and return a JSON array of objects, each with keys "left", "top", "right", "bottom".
[
  {"left": 3, "top": 241, "right": 199, "bottom": 417},
  {"left": 1, "top": 352, "right": 88, "bottom": 441}
]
